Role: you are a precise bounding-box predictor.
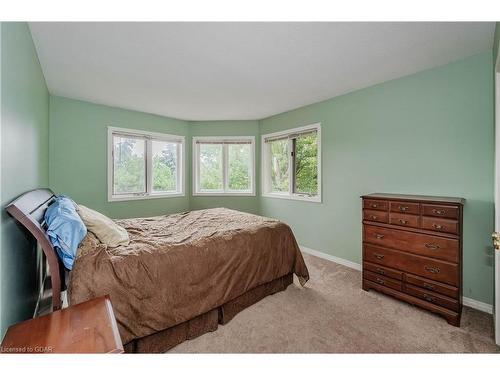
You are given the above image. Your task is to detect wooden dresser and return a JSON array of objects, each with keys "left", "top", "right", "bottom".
[{"left": 361, "top": 193, "right": 465, "bottom": 326}]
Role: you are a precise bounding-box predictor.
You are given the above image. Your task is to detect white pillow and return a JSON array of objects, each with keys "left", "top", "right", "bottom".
[{"left": 76, "top": 205, "right": 130, "bottom": 248}]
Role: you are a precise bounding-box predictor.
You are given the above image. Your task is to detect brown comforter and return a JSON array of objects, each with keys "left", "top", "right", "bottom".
[{"left": 68, "top": 208, "right": 309, "bottom": 344}]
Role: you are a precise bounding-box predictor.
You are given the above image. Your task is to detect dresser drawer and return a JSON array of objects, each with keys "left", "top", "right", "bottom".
[
  {"left": 363, "top": 199, "right": 388, "bottom": 211},
  {"left": 421, "top": 216, "right": 459, "bottom": 235},
  {"left": 363, "top": 261, "right": 403, "bottom": 280},
  {"left": 389, "top": 212, "right": 419, "bottom": 229},
  {"left": 422, "top": 204, "right": 459, "bottom": 219},
  {"left": 405, "top": 273, "right": 458, "bottom": 299},
  {"left": 390, "top": 201, "right": 420, "bottom": 215},
  {"left": 363, "top": 244, "right": 459, "bottom": 286},
  {"left": 363, "top": 210, "right": 388, "bottom": 223},
  {"left": 363, "top": 225, "right": 459, "bottom": 263},
  {"left": 363, "top": 270, "right": 402, "bottom": 291},
  {"left": 405, "top": 284, "right": 459, "bottom": 312}
]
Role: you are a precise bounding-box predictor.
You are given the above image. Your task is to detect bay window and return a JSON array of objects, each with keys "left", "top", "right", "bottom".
[
  {"left": 108, "top": 127, "right": 185, "bottom": 201},
  {"left": 193, "top": 136, "right": 255, "bottom": 196},
  {"left": 262, "top": 123, "right": 321, "bottom": 202}
]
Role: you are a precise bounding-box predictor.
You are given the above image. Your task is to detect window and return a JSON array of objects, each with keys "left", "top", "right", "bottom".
[
  {"left": 193, "top": 136, "right": 255, "bottom": 196},
  {"left": 262, "top": 123, "right": 321, "bottom": 202},
  {"left": 108, "top": 127, "right": 185, "bottom": 201}
]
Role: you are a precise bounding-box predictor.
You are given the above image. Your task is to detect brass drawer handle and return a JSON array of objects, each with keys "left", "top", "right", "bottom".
[
  {"left": 376, "top": 278, "right": 385, "bottom": 285},
  {"left": 371, "top": 204, "right": 378, "bottom": 208},
  {"left": 432, "top": 224, "right": 443, "bottom": 230},
  {"left": 370, "top": 215, "right": 378, "bottom": 220},
  {"left": 374, "top": 233, "right": 385, "bottom": 239},
  {"left": 425, "top": 266, "right": 440, "bottom": 274},
  {"left": 398, "top": 219, "right": 408, "bottom": 224},
  {"left": 425, "top": 243, "right": 440, "bottom": 250},
  {"left": 423, "top": 283, "right": 435, "bottom": 291},
  {"left": 376, "top": 268, "right": 386, "bottom": 275},
  {"left": 374, "top": 253, "right": 385, "bottom": 260},
  {"left": 423, "top": 294, "right": 435, "bottom": 303},
  {"left": 399, "top": 206, "right": 409, "bottom": 212},
  {"left": 432, "top": 209, "right": 446, "bottom": 215}
]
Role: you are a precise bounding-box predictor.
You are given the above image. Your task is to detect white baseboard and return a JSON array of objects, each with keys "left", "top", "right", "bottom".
[
  {"left": 299, "top": 244, "right": 493, "bottom": 315},
  {"left": 299, "top": 245, "right": 361, "bottom": 271},
  {"left": 462, "top": 297, "right": 493, "bottom": 314}
]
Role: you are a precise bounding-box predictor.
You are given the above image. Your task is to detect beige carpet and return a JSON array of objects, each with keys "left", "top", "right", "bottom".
[{"left": 170, "top": 253, "right": 499, "bottom": 353}]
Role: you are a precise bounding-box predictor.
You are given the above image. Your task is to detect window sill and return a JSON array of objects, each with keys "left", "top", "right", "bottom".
[
  {"left": 108, "top": 192, "right": 185, "bottom": 202},
  {"left": 193, "top": 191, "right": 256, "bottom": 197},
  {"left": 261, "top": 193, "right": 322, "bottom": 203}
]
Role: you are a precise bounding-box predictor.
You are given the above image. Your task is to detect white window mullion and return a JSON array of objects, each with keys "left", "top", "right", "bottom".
[
  {"left": 177, "top": 142, "right": 182, "bottom": 193},
  {"left": 195, "top": 142, "right": 200, "bottom": 193},
  {"left": 223, "top": 143, "right": 228, "bottom": 193},
  {"left": 109, "top": 133, "right": 115, "bottom": 198},
  {"left": 146, "top": 138, "right": 153, "bottom": 196}
]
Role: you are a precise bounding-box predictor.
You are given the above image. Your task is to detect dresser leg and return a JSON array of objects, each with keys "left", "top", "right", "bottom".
[
  {"left": 362, "top": 280, "right": 371, "bottom": 292},
  {"left": 445, "top": 314, "right": 461, "bottom": 327}
]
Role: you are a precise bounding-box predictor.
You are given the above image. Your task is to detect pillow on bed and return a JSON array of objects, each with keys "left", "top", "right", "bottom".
[
  {"left": 44, "top": 196, "right": 87, "bottom": 270},
  {"left": 76, "top": 205, "right": 129, "bottom": 248}
]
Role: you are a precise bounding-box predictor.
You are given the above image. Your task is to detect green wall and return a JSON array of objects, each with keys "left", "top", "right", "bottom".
[
  {"left": 49, "top": 96, "right": 190, "bottom": 218},
  {"left": 188, "top": 121, "right": 260, "bottom": 214},
  {"left": 494, "top": 22, "right": 500, "bottom": 66},
  {"left": 1, "top": 23, "right": 49, "bottom": 336},
  {"left": 260, "top": 52, "right": 495, "bottom": 304}
]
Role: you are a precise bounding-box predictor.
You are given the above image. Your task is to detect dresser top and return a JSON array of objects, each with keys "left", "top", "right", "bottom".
[{"left": 361, "top": 193, "right": 465, "bottom": 205}]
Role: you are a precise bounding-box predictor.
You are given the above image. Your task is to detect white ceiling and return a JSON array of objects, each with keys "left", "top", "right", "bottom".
[{"left": 29, "top": 22, "right": 495, "bottom": 121}]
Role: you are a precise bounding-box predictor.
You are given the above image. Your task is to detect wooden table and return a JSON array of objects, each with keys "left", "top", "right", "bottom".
[{"left": 0, "top": 295, "right": 123, "bottom": 353}]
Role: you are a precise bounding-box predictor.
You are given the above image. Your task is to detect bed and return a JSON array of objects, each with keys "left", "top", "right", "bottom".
[{"left": 6, "top": 189, "right": 310, "bottom": 353}]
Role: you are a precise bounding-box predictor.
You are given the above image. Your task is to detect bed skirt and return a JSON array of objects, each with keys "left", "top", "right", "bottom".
[{"left": 124, "top": 273, "right": 294, "bottom": 353}]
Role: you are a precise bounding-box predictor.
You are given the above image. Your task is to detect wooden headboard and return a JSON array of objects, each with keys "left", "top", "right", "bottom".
[{"left": 5, "top": 188, "right": 64, "bottom": 311}]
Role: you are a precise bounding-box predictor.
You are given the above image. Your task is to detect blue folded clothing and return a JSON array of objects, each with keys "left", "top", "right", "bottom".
[{"left": 44, "top": 195, "right": 87, "bottom": 270}]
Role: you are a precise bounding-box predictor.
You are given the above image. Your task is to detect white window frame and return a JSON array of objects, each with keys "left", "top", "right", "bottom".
[
  {"left": 261, "top": 123, "right": 321, "bottom": 203},
  {"left": 192, "top": 136, "right": 256, "bottom": 197},
  {"left": 107, "top": 126, "right": 185, "bottom": 202}
]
